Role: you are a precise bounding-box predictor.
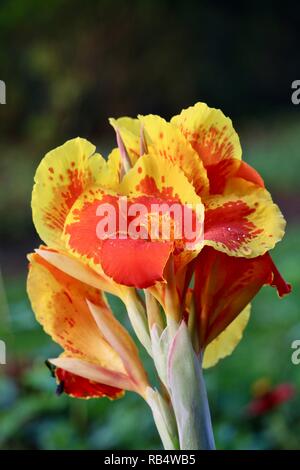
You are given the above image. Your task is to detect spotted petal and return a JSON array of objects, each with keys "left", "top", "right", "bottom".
[
  {"left": 27, "top": 253, "right": 125, "bottom": 371},
  {"left": 32, "top": 138, "right": 119, "bottom": 250},
  {"left": 111, "top": 114, "right": 209, "bottom": 195},
  {"left": 138, "top": 115, "right": 209, "bottom": 196},
  {"left": 27, "top": 253, "right": 148, "bottom": 397},
  {"left": 171, "top": 102, "right": 242, "bottom": 166},
  {"left": 204, "top": 178, "right": 285, "bottom": 258}
]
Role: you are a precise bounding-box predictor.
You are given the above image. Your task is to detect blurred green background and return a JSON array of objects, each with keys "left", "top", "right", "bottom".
[{"left": 0, "top": 0, "right": 300, "bottom": 450}]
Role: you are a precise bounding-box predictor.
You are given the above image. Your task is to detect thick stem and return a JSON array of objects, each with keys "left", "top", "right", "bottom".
[{"left": 167, "top": 321, "right": 215, "bottom": 450}]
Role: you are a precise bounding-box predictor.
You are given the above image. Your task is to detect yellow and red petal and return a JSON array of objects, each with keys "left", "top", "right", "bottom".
[
  {"left": 194, "top": 247, "right": 291, "bottom": 346},
  {"left": 204, "top": 178, "right": 285, "bottom": 258},
  {"left": 55, "top": 367, "right": 124, "bottom": 399},
  {"left": 64, "top": 155, "right": 204, "bottom": 287},
  {"left": 63, "top": 186, "right": 173, "bottom": 288},
  {"left": 65, "top": 192, "right": 173, "bottom": 288},
  {"left": 120, "top": 153, "right": 205, "bottom": 261},
  {"left": 171, "top": 102, "right": 242, "bottom": 167},
  {"left": 110, "top": 114, "right": 209, "bottom": 195},
  {"left": 27, "top": 252, "right": 125, "bottom": 373},
  {"left": 138, "top": 115, "right": 209, "bottom": 196},
  {"left": 32, "top": 138, "right": 118, "bottom": 250},
  {"left": 120, "top": 152, "right": 203, "bottom": 207}
]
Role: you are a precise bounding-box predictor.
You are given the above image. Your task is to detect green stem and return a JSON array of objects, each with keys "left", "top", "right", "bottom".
[
  {"left": 124, "top": 289, "right": 152, "bottom": 355},
  {"left": 146, "top": 387, "right": 179, "bottom": 450},
  {"left": 167, "top": 322, "right": 215, "bottom": 450}
]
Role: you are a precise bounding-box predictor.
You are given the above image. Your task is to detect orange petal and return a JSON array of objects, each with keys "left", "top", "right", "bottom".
[
  {"left": 194, "top": 247, "right": 291, "bottom": 346},
  {"left": 202, "top": 304, "right": 251, "bottom": 368},
  {"left": 101, "top": 237, "right": 173, "bottom": 288},
  {"left": 63, "top": 186, "right": 174, "bottom": 288},
  {"left": 120, "top": 153, "right": 205, "bottom": 270}
]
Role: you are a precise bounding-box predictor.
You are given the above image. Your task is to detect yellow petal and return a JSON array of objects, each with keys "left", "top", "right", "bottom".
[
  {"left": 203, "top": 304, "right": 251, "bottom": 368},
  {"left": 171, "top": 102, "right": 242, "bottom": 166},
  {"left": 101, "top": 147, "right": 122, "bottom": 189}
]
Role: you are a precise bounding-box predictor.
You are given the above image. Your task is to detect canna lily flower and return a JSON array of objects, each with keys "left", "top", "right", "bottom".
[
  {"left": 110, "top": 103, "right": 289, "bottom": 309},
  {"left": 30, "top": 104, "right": 290, "bottom": 356},
  {"left": 112, "top": 103, "right": 284, "bottom": 264},
  {"left": 27, "top": 102, "right": 292, "bottom": 451},
  {"left": 27, "top": 252, "right": 149, "bottom": 399},
  {"left": 63, "top": 152, "right": 204, "bottom": 289}
]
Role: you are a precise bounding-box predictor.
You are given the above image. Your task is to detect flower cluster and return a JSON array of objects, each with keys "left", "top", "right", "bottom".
[{"left": 27, "top": 102, "right": 291, "bottom": 449}]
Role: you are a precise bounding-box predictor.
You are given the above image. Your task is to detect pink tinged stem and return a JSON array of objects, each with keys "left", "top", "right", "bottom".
[
  {"left": 115, "top": 128, "right": 132, "bottom": 178},
  {"left": 140, "top": 123, "right": 148, "bottom": 156}
]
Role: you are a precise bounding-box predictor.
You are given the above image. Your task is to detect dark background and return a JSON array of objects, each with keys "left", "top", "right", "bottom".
[{"left": 0, "top": 0, "right": 300, "bottom": 449}]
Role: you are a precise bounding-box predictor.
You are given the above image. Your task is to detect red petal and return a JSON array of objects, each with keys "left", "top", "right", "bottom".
[
  {"left": 55, "top": 368, "right": 123, "bottom": 399},
  {"left": 234, "top": 161, "right": 265, "bottom": 188},
  {"left": 206, "top": 159, "right": 265, "bottom": 195},
  {"left": 194, "top": 247, "right": 291, "bottom": 345},
  {"left": 265, "top": 253, "right": 292, "bottom": 297}
]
